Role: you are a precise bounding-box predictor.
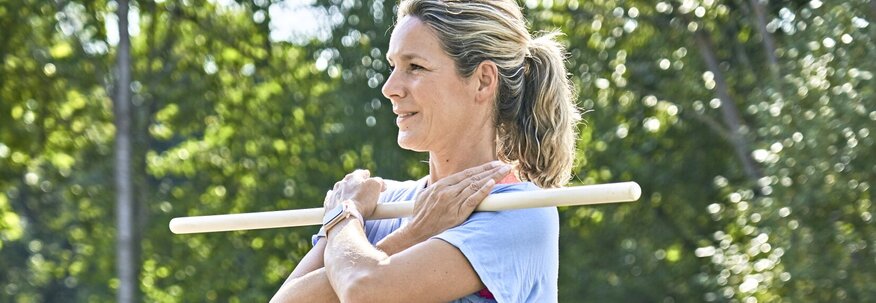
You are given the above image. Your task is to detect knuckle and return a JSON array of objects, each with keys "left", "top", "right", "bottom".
[
  {"left": 436, "top": 192, "right": 447, "bottom": 200},
  {"left": 365, "top": 178, "right": 380, "bottom": 187}
]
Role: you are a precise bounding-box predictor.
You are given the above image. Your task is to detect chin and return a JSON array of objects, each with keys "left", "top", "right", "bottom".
[{"left": 397, "top": 134, "right": 428, "bottom": 152}]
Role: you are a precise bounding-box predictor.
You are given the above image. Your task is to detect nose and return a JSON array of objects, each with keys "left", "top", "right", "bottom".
[{"left": 381, "top": 69, "right": 405, "bottom": 102}]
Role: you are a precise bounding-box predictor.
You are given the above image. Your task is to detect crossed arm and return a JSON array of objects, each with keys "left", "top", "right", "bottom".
[
  {"left": 271, "top": 162, "right": 510, "bottom": 302},
  {"left": 271, "top": 229, "right": 482, "bottom": 303}
]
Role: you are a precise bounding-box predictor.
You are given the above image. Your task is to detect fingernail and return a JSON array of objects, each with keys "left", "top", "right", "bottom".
[
  {"left": 498, "top": 165, "right": 511, "bottom": 174},
  {"left": 491, "top": 160, "right": 503, "bottom": 166}
]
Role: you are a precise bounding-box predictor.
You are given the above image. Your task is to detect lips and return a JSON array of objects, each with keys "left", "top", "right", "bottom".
[{"left": 395, "top": 111, "right": 419, "bottom": 126}]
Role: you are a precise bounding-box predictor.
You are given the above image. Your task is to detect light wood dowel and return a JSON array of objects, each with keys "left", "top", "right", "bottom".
[{"left": 169, "top": 181, "right": 641, "bottom": 234}]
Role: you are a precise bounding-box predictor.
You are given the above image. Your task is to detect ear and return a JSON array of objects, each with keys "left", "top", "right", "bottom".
[{"left": 473, "top": 61, "right": 499, "bottom": 104}]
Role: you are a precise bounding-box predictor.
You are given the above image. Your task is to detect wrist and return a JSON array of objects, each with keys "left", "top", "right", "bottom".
[
  {"left": 343, "top": 200, "right": 365, "bottom": 227},
  {"left": 322, "top": 200, "right": 365, "bottom": 237},
  {"left": 375, "top": 224, "right": 420, "bottom": 255},
  {"left": 399, "top": 221, "right": 428, "bottom": 244}
]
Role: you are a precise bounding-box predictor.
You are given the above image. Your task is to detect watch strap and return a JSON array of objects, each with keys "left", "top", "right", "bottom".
[
  {"left": 344, "top": 200, "right": 365, "bottom": 227},
  {"left": 322, "top": 200, "right": 365, "bottom": 235}
]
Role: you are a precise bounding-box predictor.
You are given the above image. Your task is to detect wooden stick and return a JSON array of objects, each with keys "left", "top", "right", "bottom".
[{"left": 169, "top": 181, "right": 641, "bottom": 234}]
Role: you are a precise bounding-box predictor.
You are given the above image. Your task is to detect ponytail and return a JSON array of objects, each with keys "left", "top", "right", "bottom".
[{"left": 497, "top": 32, "right": 580, "bottom": 188}]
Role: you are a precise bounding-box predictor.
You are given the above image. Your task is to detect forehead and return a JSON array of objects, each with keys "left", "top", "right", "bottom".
[{"left": 386, "top": 16, "right": 443, "bottom": 61}]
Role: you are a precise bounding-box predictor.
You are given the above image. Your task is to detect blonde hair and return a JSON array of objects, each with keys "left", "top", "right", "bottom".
[{"left": 398, "top": 0, "right": 581, "bottom": 188}]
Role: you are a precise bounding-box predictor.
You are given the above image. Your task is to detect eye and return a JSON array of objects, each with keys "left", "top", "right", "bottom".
[{"left": 409, "top": 64, "right": 424, "bottom": 71}]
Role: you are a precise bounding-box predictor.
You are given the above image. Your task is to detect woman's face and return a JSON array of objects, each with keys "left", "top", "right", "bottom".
[{"left": 382, "top": 16, "right": 489, "bottom": 152}]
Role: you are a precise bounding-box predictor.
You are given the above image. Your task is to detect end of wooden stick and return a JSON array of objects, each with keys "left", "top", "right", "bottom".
[
  {"left": 169, "top": 218, "right": 186, "bottom": 234},
  {"left": 629, "top": 182, "right": 642, "bottom": 201}
]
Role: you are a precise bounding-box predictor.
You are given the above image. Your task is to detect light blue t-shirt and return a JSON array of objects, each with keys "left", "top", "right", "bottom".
[{"left": 362, "top": 178, "right": 560, "bottom": 303}]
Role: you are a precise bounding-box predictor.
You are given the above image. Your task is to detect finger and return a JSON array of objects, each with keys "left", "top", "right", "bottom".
[
  {"left": 438, "top": 160, "right": 503, "bottom": 186},
  {"left": 442, "top": 163, "right": 504, "bottom": 194},
  {"left": 342, "top": 171, "right": 355, "bottom": 181},
  {"left": 342, "top": 169, "right": 369, "bottom": 181},
  {"left": 352, "top": 169, "right": 370, "bottom": 181},
  {"left": 471, "top": 163, "right": 511, "bottom": 182},
  {"left": 462, "top": 179, "right": 495, "bottom": 211},
  {"left": 323, "top": 190, "right": 334, "bottom": 207},
  {"left": 490, "top": 164, "right": 513, "bottom": 182},
  {"left": 363, "top": 177, "right": 384, "bottom": 190},
  {"left": 454, "top": 167, "right": 502, "bottom": 199},
  {"left": 371, "top": 177, "right": 387, "bottom": 192},
  {"left": 448, "top": 164, "right": 507, "bottom": 196}
]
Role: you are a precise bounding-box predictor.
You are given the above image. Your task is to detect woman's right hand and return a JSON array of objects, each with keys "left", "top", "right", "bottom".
[{"left": 405, "top": 161, "right": 512, "bottom": 242}]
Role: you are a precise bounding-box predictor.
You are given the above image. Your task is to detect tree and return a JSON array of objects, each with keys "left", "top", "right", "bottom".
[{"left": 112, "top": 0, "right": 136, "bottom": 301}]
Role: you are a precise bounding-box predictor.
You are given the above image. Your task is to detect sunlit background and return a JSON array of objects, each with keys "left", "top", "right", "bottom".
[{"left": 0, "top": 0, "right": 874, "bottom": 302}]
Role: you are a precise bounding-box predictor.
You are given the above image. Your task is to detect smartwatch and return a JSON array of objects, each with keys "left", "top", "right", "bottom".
[{"left": 317, "top": 200, "right": 364, "bottom": 237}]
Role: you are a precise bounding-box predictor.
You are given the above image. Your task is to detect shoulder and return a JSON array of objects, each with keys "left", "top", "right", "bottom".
[
  {"left": 490, "top": 181, "right": 540, "bottom": 194},
  {"left": 435, "top": 182, "right": 559, "bottom": 303},
  {"left": 462, "top": 207, "right": 559, "bottom": 246},
  {"left": 378, "top": 178, "right": 425, "bottom": 203},
  {"left": 437, "top": 182, "right": 559, "bottom": 246},
  {"left": 474, "top": 182, "right": 558, "bottom": 231}
]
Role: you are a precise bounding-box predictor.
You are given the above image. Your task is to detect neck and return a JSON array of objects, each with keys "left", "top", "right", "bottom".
[{"left": 427, "top": 128, "right": 497, "bottom": 185}]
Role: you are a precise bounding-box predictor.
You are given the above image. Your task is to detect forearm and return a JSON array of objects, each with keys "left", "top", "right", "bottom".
[
  {"left": 273, "top": 221, "right": 422, "bottom": 303},
  {"left": 287, "top": 239, "right": 326, "bottom": 280},
  {"left": 324, "top": 219, "right": 390, "bottom": 302},
  {"left": 270, "top": 268, "right": 339, "bottom": 303},
  {"left": 375, "top": 224, "right": 427, "bottom": 255},
  {"left": 272, "top": 239, "right": 339, "bottom": 302}
]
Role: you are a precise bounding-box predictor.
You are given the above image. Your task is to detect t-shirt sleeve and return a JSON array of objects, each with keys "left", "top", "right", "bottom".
[{"left": 433, "top": 206, "right": 559, "bottom": 302}]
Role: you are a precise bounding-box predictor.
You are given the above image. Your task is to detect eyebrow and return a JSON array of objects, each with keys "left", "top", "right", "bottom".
[{"left": 386, "top": 53, "right": 427, "bottom": 63}]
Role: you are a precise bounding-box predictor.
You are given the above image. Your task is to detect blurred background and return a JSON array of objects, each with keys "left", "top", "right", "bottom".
[{"left": 1, "top": 0, "right": 874, "bottom": 302}]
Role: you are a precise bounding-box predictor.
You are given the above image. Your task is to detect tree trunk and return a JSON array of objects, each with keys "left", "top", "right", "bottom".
[
  {"left": 691, "top": 24, "right": 764, "bottom": 184},
  {"left": 749, "top": 0, "right": 780, "bottom": 79},
  {"left": 114, "top": 0, "right": 135, "bottom": 302},
  {"left": 871, "top": 0, "right": 876, "bottom": 25}
]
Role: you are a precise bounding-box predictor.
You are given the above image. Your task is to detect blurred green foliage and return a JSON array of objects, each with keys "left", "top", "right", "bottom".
[{"left": 0, "top": 0, "right": 874, "bottom": 302}]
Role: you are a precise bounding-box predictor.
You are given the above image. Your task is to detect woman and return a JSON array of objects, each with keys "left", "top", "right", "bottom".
[{"left": 272, "top": 0, "right": 579, "bottom": 302}]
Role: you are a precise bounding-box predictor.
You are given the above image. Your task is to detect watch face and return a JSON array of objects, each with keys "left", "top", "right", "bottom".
[{"left": 322, "top": 204, "right": 345, "bottom": 226}]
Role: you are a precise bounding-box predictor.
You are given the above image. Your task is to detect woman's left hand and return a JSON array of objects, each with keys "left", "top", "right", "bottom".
[{"left": 324, "top": 169, "right": 386, "bottom": 218}]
